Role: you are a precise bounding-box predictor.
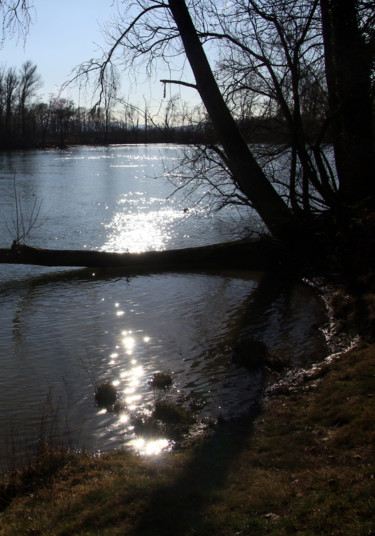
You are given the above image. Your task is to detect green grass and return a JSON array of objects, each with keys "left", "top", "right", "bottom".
[{"left": 0, "top": 340, "right": 374, "bottom": 535}]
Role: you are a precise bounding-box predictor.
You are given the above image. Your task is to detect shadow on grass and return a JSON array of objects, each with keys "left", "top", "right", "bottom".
[
  {"left": 70, "top": 271, "right": 300, "bottom": 535},
  {"left": 124, "top": 273, "right": 305, "bottom": 535},
  {"left": 2, "top": 270, "right": 319, "bottom": 535},
  {"left": 127, "top": 414, "right": 260, "bottom": 536}
]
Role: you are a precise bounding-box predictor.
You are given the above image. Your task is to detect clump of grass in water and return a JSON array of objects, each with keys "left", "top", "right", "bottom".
[
  {"left": 132, "top": 399, "right": 196, "bottom": 441},
  {"left": 94, "top": 382, "right": 126, "bottom": 414},
  {"left": 153, "top": 399, "right": 195, "bottom": 425},
  {"left": 0, "top": 343, "right": 374, "bottom": 535},
  {"left": 149, "top": 372, "right": 173, "bottom": 390},
  {"left": 94, "top": 382, "right": 117, "bottom": 409}
]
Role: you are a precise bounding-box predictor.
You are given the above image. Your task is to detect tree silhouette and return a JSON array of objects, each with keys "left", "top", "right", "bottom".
[{"left": 76, "top": 0, "right": 375, "bottom": 238}]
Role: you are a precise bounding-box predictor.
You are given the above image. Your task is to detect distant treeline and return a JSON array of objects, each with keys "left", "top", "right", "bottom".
[{"left": 0, "top": 60, "right": 321, "bottom": 150}]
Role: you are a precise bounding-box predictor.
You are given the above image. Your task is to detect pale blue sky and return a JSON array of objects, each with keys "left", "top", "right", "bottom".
[
  {"left": 0, "top": 1, "right": 199, "bottom": 113},
  {"left": 1, "top": 2, "right": 113, "bottom": 101}
]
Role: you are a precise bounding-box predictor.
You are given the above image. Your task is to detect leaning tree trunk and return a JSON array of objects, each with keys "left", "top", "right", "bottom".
[
  {"left": 0, "top": 240, "right": 283, "bottom": 271},
  {"left": 168, "top": 0, "right": 293, "bottom": 238},
  {"left": 320, "top": 0, "right": 375, "bottom": 205}
]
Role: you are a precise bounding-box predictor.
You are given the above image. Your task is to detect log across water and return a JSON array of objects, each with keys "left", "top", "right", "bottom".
[{"left": 0, "top": 239, "right": 284, "bottom": 272}]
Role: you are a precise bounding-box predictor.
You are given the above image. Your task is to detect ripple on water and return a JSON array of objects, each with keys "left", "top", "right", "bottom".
[
  {"left": 0, "top": 145, "right": 329, "bottom": 466},
  {"left": 0, "top": 269, "right": 329, "bottom": 466}
]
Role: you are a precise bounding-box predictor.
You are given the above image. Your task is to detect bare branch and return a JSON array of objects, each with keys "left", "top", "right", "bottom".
[
  {"left": 0, "top": 0, "right": 34, "bottom": 45},
  {"left": 160, "top": 78, "right": 197, "bottom": 89}
]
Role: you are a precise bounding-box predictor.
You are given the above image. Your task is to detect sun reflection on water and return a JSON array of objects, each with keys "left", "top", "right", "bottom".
[
  {"left": 130, "top": 437, "right": 171, "bottom": 456},
  {"left": 103, "top": 328, "right": 171, "bottom": 457},
  {"left": 122, "top": 362, "right": 144, "bottom": 409},
  {"left": 101, "top": 205, "right": 183, "bottom": 253},
  {"left": 122, "top": 331, "right": 135, "bottom": 355}
]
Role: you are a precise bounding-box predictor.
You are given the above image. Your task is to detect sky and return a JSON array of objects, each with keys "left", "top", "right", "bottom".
[{"left": 0, "top": 1, "right": 199, "bottom": 114}]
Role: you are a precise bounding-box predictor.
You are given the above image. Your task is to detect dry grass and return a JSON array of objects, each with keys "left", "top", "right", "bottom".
[{"left": 0, "top": 339, "right": 374, "bottom": 535}]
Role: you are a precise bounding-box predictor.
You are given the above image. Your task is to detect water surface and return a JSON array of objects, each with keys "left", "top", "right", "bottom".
[{"left": 0, "top": 145, "right": 328, "bottom": 467}]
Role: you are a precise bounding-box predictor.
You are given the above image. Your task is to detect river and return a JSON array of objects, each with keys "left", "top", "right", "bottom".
[{"left": 0, "top": 144, "right": 329, "bottom": 467}]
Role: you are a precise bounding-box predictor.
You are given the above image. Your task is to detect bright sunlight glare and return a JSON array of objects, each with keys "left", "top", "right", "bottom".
[
  {"left": 102, "top": 208, "right": 182, "bottom": 253},
  {"left": 130, "top": 437, "right": 171, "bottom": 456}
]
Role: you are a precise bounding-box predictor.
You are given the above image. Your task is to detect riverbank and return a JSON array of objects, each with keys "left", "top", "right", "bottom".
[
  {"left": 0, "top": 315, "right": 374, "bottom": 535},
  {"left": 1, "top": 208, "right": 375, "bottom": 534}
]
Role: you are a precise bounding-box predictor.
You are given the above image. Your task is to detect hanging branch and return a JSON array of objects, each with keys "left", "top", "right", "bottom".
[{"left": 160, "top": 79, "right": 197, "bottom": 90}]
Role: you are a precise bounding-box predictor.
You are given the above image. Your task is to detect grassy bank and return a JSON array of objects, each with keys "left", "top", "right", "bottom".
[{"left": 0, "top": 335, "right": 374, "bottom": 535}]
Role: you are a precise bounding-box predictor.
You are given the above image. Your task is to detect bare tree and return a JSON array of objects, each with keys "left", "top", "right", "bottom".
[
  {"left": 101, "top": 64, "right": 120, "bottom": 144},
  {"left": 4, "top": 66, "right": 19, "bottom": 141},
  {"left": 75, "top": 0, "right": 374, "bottom": 237},
  {"left": 0, "top": 1, "right": 35, "bottom": 144},
  {"left": 76, "top": 0, "right": 292, "bottom": 237},
  {"left": 176, "top": 0, "right": 374, "bottom": 212},
  {"left": 32, "top": 100, "right": 50, "bottom": 145},
  {"left": 49, "top": 97, "right": 75, "bottom": 147},
  {"left": 320, "top": 0, "right": 375, "bottom": 203},
  {"left": 18, "top": 60, "right": 41, "bottom": 138},
  {"left": 0, "top": 66, "right": 5, "bottom": 126},
  {"left": 219, "top": 0, "right": 375, "bottom": 209}
]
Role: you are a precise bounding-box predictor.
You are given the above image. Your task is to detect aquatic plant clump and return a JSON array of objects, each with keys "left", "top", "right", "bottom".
[
  {"left": 149, "top": 372, "right": 173, "bottom": 390},
  {"left": 153, "top": 400, "right": 195, "bottom": 425},
  {"left": 95, "top": 382, "right": 117, "bottom": 409},
  {"left": 131, "top": 398, "right": 197, "bottom": 442}
]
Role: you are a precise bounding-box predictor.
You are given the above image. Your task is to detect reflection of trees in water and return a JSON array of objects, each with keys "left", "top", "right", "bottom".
[{"left": 237, "top": 271, "right": 327, "bottom": 367}]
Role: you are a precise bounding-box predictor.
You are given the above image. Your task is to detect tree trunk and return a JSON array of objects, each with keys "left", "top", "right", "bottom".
[
  {"left": 320, "top": 0, "right": 375, "bottom": 205},
  {"left": 0, "top": 240, "right": 283, "bottom": 271},
  {"left": 168, "top": 0, "right": 293, "bottom": 238}
]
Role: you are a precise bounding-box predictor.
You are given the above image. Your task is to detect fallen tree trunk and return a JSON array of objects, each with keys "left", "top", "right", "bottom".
[{"left": 0, "top": 240, "right": 284, "bottom": 272}]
